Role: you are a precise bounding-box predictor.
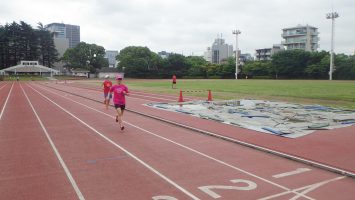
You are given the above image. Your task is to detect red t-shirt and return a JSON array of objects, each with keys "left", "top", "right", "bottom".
[
  {"left": 172, "top": 75, "right": 176, "bottom": 83},
  {"left": 103, "top": 80, "right": 112, "bottom": 93},
  {"left": 110, "top": 84, "right": 129, "bottom": 105}
]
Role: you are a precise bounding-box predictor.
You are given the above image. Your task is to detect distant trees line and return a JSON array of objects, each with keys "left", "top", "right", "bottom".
[
  {"left": 117, "top": 46, "right": 355, "bottom": 80},
  {"left": 0, "top": 21, "right": 58, "bottom": 69},
  {"left": 244, "top": 50, "right": 355, "bottom": 80},
  {"left": 1, "top": 21, "right": 354, "bottom": 80}
]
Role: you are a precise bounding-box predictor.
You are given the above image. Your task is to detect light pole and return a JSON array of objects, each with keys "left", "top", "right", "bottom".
[
  {"left": 326, "top": 12, "right": 339, "bottom": 80},
  {"left": 232, "top": 29, "right": 241, "bottom": 79}
]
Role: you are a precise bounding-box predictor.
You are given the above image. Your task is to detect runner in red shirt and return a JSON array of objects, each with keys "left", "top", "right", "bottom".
[
  {"left": 102, "top": 75, "right": 112, "bottom": 109},
  {"left": 109, "top": 74, "right": 129, "bottom": 131},
  {"left": 172, "top": 74, "right": 177, "bottom": 89}
]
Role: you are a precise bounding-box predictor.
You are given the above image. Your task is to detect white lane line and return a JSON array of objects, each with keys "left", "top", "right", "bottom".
[
  {"left": 61, "top": 83, "right": 191, "bottom": 102},
  {"left": 273, "top": 168, "right": 311, "bottom": 179},
  {"left": 0, "top": 83, "right": 13, "bottom": 120},
  {"left": 258, "top": 176, "right": 345, "bottom": 200},
  {"left": 27, "top": 84, "right": 200, "bottom": 200},
  {"left": 0, "top": 83, "right": 8, "bottom": 90},
  {"left": 33, "top": 83, "right": 314, "bottom": 200},
  {"left": 20, "top": 84, "right": 85, "bottom": 200}
]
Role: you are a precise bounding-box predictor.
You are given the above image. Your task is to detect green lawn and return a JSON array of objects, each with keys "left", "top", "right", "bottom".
[
  {"left": 4, "top": 76, "right": 47, "bottom": 81},
  {"left": 121, "top": 79, "right": 355, "bottom": 109}
]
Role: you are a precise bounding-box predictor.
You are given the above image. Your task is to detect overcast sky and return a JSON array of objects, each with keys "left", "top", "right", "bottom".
[{"left": 1, "top": 0, "right": 354, "bottom": 56}]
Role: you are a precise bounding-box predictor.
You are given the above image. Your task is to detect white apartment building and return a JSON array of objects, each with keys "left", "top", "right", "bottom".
[{"left": 282, "top": 25, "right": 319, "bottom": 52}]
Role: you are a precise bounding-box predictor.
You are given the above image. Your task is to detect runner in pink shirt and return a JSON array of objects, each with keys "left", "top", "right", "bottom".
[{"left": 109, "top": 74, "right": 129, "bottom": 131}]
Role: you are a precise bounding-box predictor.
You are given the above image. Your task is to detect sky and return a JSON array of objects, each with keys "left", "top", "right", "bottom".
[{"left": 1, "top": 0, "right": 354, "bottom": 56}]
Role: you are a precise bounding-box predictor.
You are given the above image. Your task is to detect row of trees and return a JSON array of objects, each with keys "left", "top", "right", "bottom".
[
  {"left": 116, "top": 46, "right": 237, "bottom": 79},
  {"left": 0, "top": 21, "right": 58, "bottom": 69},
  {"left": 117, "top": 46, "right": 355, "bottom": 80},
  {"left": 244, "top": 50, "right": 355, "bottom": 80}
]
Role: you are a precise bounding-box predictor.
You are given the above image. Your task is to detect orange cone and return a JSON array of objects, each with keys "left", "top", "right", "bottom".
[
  {"left": 178, "top": 90, "right": 184, "bottom": 102},
  {"left": 207, "top": 90, "right": 213, "bottom": 101}
]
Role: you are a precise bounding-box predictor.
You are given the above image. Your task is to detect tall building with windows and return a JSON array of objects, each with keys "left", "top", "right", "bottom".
[
  {"left": 46, "top": 23, "right": 80, "bottom": 48},
  {"left": 204, "top": 37, "right": 233, "bottom": 64},
  {"left": 105, "top": 50, "right": 119, "bottom": 68},
  {"left": 282, "top": 25, "right": 319, "bottom": 52},
  {"left": 255, "top": 44, "right": 284, "bottom": 61},
  {"left": 203, "top": 47, "right": 212, "bottom": 62}
]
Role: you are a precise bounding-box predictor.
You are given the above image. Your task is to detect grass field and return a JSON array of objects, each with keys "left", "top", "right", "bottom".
[
  {"left": 4, "top": 76, "right": 48, "bottom": 81},
  {"left": 120, "top": 79, "right": 355, "bottom": 109}
]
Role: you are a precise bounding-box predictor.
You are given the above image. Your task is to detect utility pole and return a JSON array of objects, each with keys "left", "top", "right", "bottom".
[
  {"left": 232, "top": 29, "right": 241, "bottom": 79},
  {"left": 326, "top": 12, "right": 339, "bottom": 80}
]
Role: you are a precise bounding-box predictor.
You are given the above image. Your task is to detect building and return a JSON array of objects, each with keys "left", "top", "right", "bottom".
[
  {"left": 282, "top": 25, "right": 319, "bottom": 52},
  {"left": 240, "top": 53, "right": 254, "bottom": 63},
  {"left": 97, "top": 67, "right": 121, "bottom": 78},
  {"left": 46, "top": 23, "right": 80, "bottom": 48},
  {"left": 204, "top": 36, "right": 233, "bottom": 64},
  {"left": 105, "top": 50, "right": 119, "bottom": 68},
  {"left": 158, "top": 51, "right": 172, "bottom": 59},
  {"left": 71, "top": 68, "right": 90, "bottom": 78},
  {"left": 203, "top": 47, "right": 212, "bottom": 62},
  {"left": 0, "top": 61, "right": 59, "bottom": 76},
  {"left": 255, "top": 48, "right": 272, "bottom": 61},
  {"left": 210, "top": 38, "right": 234, "bottom": 64},
  {"left": 255, "top": 44, "right": 284, "bottom": 61}
]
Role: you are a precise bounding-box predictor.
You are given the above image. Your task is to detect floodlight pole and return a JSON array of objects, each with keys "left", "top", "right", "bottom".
[
  {"left": 326, "top": 12, "right": 339, "bottom": 80},
  {"left": 233, "top": 29, "right": 241, "bottom": 80}
]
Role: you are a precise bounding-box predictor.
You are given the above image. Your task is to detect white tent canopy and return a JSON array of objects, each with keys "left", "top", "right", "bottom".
[{"left": 0, "top": 61, "right": 59, "bottom": 76}]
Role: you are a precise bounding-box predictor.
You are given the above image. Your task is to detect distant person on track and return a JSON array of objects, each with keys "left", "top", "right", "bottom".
[
  {"left": 102, "top": 75, "right": 113, "bottom": 110},
  {"left": 172, "top": 74, "right": 177, "bottom": 89},
  {"left": 109, "top": 74, "right": 129, "bottom": 131}
]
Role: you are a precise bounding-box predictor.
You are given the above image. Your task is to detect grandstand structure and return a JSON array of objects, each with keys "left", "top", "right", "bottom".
[{"left": 0, "top": 61, "right": 59, "bottom": 76}]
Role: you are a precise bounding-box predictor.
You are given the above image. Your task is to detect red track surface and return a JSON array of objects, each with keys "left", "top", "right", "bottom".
[
  {"left": 48, "top": 81, "right": 355, "bottom": 174},
  {"left": 0, "top": 81, "right": 354, "bottom": 200}
]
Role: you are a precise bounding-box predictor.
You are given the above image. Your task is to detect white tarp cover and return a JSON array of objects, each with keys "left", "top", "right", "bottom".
[{"left": 147, "top": 100, "right": 355, "bottom": 138}]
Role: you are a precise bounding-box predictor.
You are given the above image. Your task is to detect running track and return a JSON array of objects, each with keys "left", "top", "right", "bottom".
[{"left": 0, "top": 82, "right": 354, "bottom": 200}]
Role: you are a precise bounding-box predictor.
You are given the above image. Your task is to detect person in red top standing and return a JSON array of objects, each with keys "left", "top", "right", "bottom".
[
  {"left": 102, "top": 75, "right": 112, "bottom": 109},
  {"left": 109, "top": 74, "right": 129, "bottom": 131},
  {"left": 172, "top": 74, "right": 177, "bottom": 89}
]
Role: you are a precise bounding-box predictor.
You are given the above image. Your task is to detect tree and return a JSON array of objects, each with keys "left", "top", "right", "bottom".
[
  {"left": 271, "top": 50, "right": 310, "bottom": 78},
  {"left": 220, "top": 57, "right": 236, "bottom": 78},
  {"left": 36, "top": 22, "right": 58, "bottom": 67},
  {"left": 165, "top": 54, "right": 190, "bottom": 77},
  {"left": 333, "top": 54, "right": 355, "bottom": 80},
  {"left": 0, "top": 21, "right": 58, "bottom": 69},
  {"left": 116, "top": 46, "right": 159, "bottom": 78},
  {"left": 243, "top": 61, "right": 272, "bottom": 77},
  {"left": 62, "top": 42, "right": 108, "bottom": 73},
  {"left": 186, "top": 56, "right": 208, "bottom": 78},
  {"left": 304, "top": 53, "right": 329, "bottom": 79}
]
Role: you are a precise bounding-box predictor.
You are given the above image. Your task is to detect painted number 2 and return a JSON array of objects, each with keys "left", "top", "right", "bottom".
[
  {"left": 198, "top": 179, "right": 257, "bottom": 199},
  {"left": 152, "top": 179, "right": 257, "bottom": 199}
]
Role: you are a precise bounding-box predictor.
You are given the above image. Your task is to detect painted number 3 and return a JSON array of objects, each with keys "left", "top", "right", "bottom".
[{"left": 152, "top": 179, "right": 257, "bottom": 199}]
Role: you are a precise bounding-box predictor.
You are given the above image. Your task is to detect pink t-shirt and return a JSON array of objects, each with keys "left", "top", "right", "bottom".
[{"left": 110, "top": 84, "right": 129, "bottom": 105}]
